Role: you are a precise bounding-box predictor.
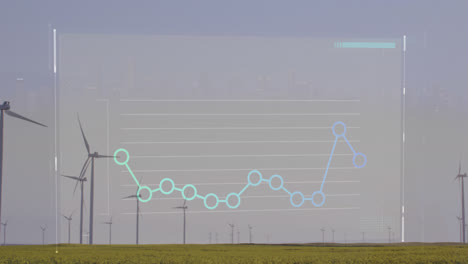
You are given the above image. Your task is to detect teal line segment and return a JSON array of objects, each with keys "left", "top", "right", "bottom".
[
  {"left": 113, "top": 121, "right": 366, "bottom": 209},
  {"left": 334, "top": 42, "right": 395, "bottom": 49}
]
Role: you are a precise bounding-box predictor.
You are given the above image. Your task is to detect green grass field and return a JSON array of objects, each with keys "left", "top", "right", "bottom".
[{"left": 0, "top": 243, "right": 467, "bottom": 264}]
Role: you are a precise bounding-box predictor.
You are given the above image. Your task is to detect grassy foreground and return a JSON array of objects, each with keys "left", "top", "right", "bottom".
[{"left": 0, "top": 243, "right": 467, "bottom": 264}]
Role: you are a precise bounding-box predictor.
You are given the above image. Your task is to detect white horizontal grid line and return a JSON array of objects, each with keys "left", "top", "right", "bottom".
[
  {"left": 120, "top": 126, "right": 360, "bottom": 130},
  {"left": 120, "top": 207, "right": 361, "bottom": 214},
  {"left": 120, "top": 140, "right": 360, "bottom": 144},
  {"left": 121, "top": 194, "right": 360, "bottom": 200},
  {"left": 120, "top": 181, "right": 360, "bottom": 187},
  {"left": 121, "top": 113, "right": 361, "bottom": 116},
  {"left": 121, "top": 167, "right": 357, "bottom": 173},
  {"left": 120, "top": 99, "right": 361, "bottom": 102},
  {"left": 130, "top": 153, "right": 353, "bottom": 158}
]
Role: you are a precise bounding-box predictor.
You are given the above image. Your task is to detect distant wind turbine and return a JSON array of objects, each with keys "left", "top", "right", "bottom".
[
  {"left": 62, "top": 166, "right": 88, "bottom": 244},
  {"left": 320, "top": 228, "right": 325, "bottom": 244},
  {"left": 455, "top": 159, "right": 467, "bottom": 243},
  {"left": 387, "top": 226, "right": 392, "bottom": 243},
  {"left": 123, "top": 184, "right": 142, "bottom": 245},
  {"left": 173, "top": 200, "right": 188, "bottom": 244},
  {"left": 228, "top": 223, "right": 234, "bottom": 244},
  {"left": 77, "top": 115, "right": 116, "bottom": 245},
  {"left": 457, "top": 216, "right": 463, "bottom": 243},
  {"left": 0, "top": 101, "right": 47, "bottom": 241},
  {"left": 1, "top": 220, "right": 6, "bottom": 245},
  {"left": 237, "top": 228, "right": 240, "bottom": 244},
  {"left": 62, "top": 212, "right": 73, "bottom": 244},
  {"left": 102, "top": 216, "right": 113, "bottom": 245},
  {"left": 331, "top": 228, "right": 335, "bottom": 243},
  {"left": 40, "top": 225, "right": 47, "bottom": 245},
  {"left": 361, "top": 231, "right": 366, "bottom": 243},
  {"left": 248, "top": 225, "right": 253, "bottom": 244}
]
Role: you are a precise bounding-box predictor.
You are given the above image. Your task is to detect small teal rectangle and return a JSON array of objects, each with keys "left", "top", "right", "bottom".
[{"left": 335, "top": 42, "right": 395, "bottom": 49}]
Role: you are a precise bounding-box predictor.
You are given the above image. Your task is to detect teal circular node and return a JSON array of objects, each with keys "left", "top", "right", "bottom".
[
  {"left": 137, "top": 186, "right": 152, "bottom": 203},
  {"left": 290, "top": 191, "right": 305, "bottom": 207},
  {"left": 182, "top": 184, "right": 197, "bottom": 201},
  {"left": 311, "top": 191, "right": 326, "bottom": 207},
  {"left": 204, "top": 193, "right": 219, "bottom": 210},
  {"left": 332, "top": 121, "right": 346, "bottom": 137},
  {"left": 226, "top": 193, "right": 241, "bottom": 209},
  {"left": 114, "top": 148, "right": 129, "bottom": 165},
  {"left": 247, "top": 170, "right": 262, "bottom": 186},
  {"left": 268, "top": 174, "right": 283, "bottom": 191},
  {"left": 160, "top": 178, "right": 175, "bottom": 194}
]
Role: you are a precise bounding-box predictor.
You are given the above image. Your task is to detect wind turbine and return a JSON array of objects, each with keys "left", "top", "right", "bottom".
[
  {"left": 62, "top": 212, "right": 73, "bottom": 244},
  {"left": 102, "top": 216, "right": 113, "bottom": 245},
  {"left": 455, "top": 160, "right": 467, "bottom": 243},
  {"left": 320, "top": 228, "right": 325, "bottom": 244},
  {"left": 40, "top": 225, "right": 47, "bottom": 245},
  {"left": 237, "top": 228, "right": 240, "bottom": 244},
  {"left": 62, "top": 173, "right": 87, "bottom": 244},
  {"left": 77, "top": 115, "right": 116, "bottom": 244},
  {"left": 1, "top": 220, "right": 6, "bottom": 245},
  {"left": 123, "top": 184, "right": 142, "bottom": 245},
  {"left": 361, "top": 231, "right": 366, "bottom": 243},
  {"left": 174, "top": 200, "right": 188, "bottom": 244},
  {"left": 0, "top": 101, "right": 46, "bottom": 241},
  {"left": 248, "top": 225, "right": 253, "bottom": 244},
  {"left": 387, "top": 226, "right": 392, "bottom": 243},
  {"left": 331, "top": 228, "right": 335, "bottom": 243},
  {"left": 457, "top": 216, "right": 463, "bottom": 243},
  {"left": 228, "top": 223, "right": 234, "bottom": 244}
]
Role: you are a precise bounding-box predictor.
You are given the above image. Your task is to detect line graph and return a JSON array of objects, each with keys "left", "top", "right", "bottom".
[{"left": 114, "top": 121, "right": 366, "bottom": 209}]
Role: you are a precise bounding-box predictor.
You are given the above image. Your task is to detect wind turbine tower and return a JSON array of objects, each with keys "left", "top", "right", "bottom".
[
  {"left": 0, "top": 101, "right": 46, "bottom": 241},
  {"left": 457, "top": 216, "right": 463, "bottom": 243},
  {"left": 103, "top": 216, "right": 113, "bottom": 245},
  {"left": 228, "top": 223, "right": 234, "bottom": 244},
  {"left": 123, "top": 185, "right": 142, "bottom": 245},
  {"left": 77, "top": 116, "right": 116, "bottom": 244},
  {"left": 455, "top": 160, "right": 467, "bottom": 243},
  {"left": 174, "top": 200, "right": 188, "bottom": 244},
  {"left": 40, "top": 225, "right": 47, "bottom": 245},
  {"left": 62, "top": 172, "right": 87, "bottom": 244},
  {"left": 1, "top": 221, "right": 6, "bottom": 245},
  {"left": 63, "top": 213, "right": 73, "bottom": 244},
  {"left": 320, "top": 228, "right": 325, "bottom": 244},
  {"left": 248, "top": 225, "right": 253, "bottom": 244},
  {"left": 387, "top": 226, "right": 392, "bottom": 243},
  {"left": 331, "top": 229, "right": 335, "bottom": 243}
]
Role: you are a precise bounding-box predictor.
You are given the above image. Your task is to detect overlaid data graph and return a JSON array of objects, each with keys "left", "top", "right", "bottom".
[{"left": 114, "top": 121, "right": 366, "bottom": 209}]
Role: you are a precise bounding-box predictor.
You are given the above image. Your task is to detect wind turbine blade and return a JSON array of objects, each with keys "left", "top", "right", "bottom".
[
  {"left": 74, "top": 158, "right": 91, "bottom": 195},
  {"left": 5, "top": 110, "right": 47, "bottom": 127},
  {"left": 123, "top": 195, "right": 138, "bottom": 199},
  {"left": 79, "top": 157, "right": 91, "bottom": 179},
  {"left": 95, "top": 154, "right": 117, "bottom": 158},
  {"left": 183, "top": 199, "right": 187, "bottom": 206},
  {"left": 77, "top": 114, "right": 91, "bottom": 154},
  {"left": 61, "top": 174, "right": 81, "bottom": 181}
]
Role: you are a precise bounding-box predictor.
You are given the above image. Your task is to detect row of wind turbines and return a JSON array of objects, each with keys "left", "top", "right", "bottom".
[{"left": 0, "top": 99, "right": 467, "bottom": 245}]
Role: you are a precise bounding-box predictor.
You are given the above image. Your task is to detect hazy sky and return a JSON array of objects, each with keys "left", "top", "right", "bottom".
[{"left": 0, "top": 0, "right": 468, "bottom": 244}]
